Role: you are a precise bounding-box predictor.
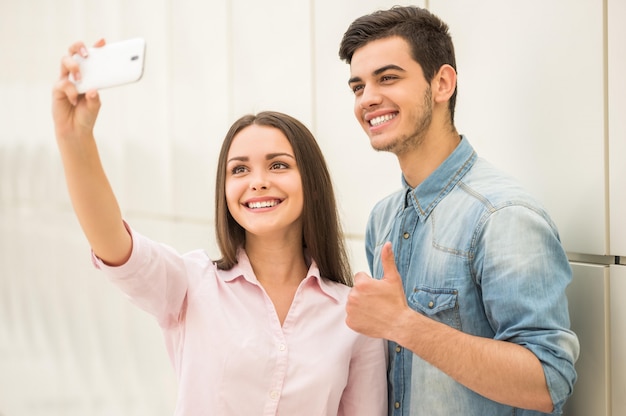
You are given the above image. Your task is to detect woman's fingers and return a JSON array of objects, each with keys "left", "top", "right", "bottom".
[
  {"left": 92, "top": 38, "right": 106, "bottom": 48},
  {"left": 59, "top": 54, "right": 80, "bottom": 82},
  {"left": 53, "top": 77, "right": 79, "bottom": 106},
  {"left": 59, "top": 39, "right": 105, "bottom": 83}
]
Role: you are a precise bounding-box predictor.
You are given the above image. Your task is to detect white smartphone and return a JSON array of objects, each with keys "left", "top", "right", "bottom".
[{"left": 69, "top": 38, "right": 146, "bottom": 94}]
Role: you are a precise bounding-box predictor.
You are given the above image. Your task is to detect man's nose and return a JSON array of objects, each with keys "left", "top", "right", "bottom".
[{"left": 359, "top": 85, "right": 383, "bottom": 109}]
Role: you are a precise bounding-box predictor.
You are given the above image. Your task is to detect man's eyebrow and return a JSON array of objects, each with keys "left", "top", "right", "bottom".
[
  {"left": 348, "top": 75, "right": 362, "bottom": 85},
  {"left": 348, "top": 64, "right": 406, "bottom": 85}
]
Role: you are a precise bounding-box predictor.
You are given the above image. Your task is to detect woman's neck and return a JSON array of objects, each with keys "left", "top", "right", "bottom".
[{"left": 245, "top": 237, "right": 308, "bottom": 286}]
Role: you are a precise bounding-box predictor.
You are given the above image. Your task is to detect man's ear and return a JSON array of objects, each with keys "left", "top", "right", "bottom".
[{"left": 432, "top": 64, "right": 457, "bottom": 104}]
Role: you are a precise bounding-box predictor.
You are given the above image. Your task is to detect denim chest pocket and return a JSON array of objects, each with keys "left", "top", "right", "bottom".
[{"left": 408, "top": 287, "right": 462, "bottom": 330}]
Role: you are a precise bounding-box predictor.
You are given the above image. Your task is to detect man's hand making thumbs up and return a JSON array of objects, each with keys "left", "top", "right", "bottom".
[
  {"left": 345, "top": 243, "right": 557, "bottom": 412},
  {"left": 345, "top": 242, "right": 411, "bottom": 340}
]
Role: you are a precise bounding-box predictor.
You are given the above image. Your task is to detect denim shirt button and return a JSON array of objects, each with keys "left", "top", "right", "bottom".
[
  {"left": 395, "top": 345, "right": 402, "bottom": 353},
  {"left": 394, "top": 402, "right": 401, "bottom": 409},
  {"left": 428, "top": 301, "right": 434, "bottom": 308},
  {"left": 403, "top": 232, "right": 410, "bottom": 239}
]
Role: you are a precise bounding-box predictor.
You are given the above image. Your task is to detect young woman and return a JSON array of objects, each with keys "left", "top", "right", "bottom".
[{"left": 52, "top": 40, "right": 387, "bottom": 416}]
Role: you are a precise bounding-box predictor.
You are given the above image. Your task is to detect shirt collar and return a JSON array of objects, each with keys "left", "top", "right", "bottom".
[
  {"left": 402, "top": 135, "right": 477, "bottom": 220},
  {"left": 217, "top": 248, "right": 344, "bottom": 303}
]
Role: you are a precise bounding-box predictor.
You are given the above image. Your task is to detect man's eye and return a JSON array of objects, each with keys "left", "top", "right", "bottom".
[
  {"left": 351, "top": 84, "right": 364, "bottom": 94},
  {"left": 381, "top": 75, "right": 397, "bottom": 82}
]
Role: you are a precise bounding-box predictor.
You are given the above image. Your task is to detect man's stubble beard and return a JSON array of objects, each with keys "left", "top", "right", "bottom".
[{"left": 375, "top": 86, "right": 433, "bottom": 157}]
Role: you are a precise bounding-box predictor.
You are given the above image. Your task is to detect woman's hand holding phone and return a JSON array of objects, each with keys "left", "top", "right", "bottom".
[
  {"left": 69, "top": 38, "right": 146, "bottom": 94},
  {"left": 52, "top": 38, "right": 145, "bottom": 140}
]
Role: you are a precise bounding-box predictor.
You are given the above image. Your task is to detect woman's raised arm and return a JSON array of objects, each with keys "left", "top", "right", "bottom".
[{"left": 52, "top": 40, "right": 131, "bottom": 266}]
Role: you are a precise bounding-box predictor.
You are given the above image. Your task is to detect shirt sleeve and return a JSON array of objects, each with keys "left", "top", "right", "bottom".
[
  {"left": 337, "top": 334, "right": 388, "bottom": 416},
  {"left": 475, "top": 204, "right": 580, "bottom": 413},
  {"left": 92, "top": 224, "right": 189, "bottom": 328}
]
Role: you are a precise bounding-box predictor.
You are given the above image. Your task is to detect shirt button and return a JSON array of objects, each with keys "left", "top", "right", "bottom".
[
  {"left": 395, "top": 346, "right": 402, "bottom": 353},
  {"left": 278, "top": 343, "right": 286, "bottom": 351},
  {"left": 403, "top": 232, "right": 410, "bottom": 239},
  {"left": 270, "top": 390, "right": 280, "bottom": 400},
  {"left": 428, "top": 301, "right": 435, "bottom": 308},
  {"left": 394, "top": 401, "right": 401, "bottom": 409}
]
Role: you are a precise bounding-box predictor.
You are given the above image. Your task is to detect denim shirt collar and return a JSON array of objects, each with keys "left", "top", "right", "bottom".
[{"left": 402, "top": 135, "right": 477, "bottom": 221}]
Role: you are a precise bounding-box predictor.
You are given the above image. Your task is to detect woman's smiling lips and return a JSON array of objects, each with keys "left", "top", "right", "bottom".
[{"left": 244, "top": 198, "right": 283, "bottom": 209}]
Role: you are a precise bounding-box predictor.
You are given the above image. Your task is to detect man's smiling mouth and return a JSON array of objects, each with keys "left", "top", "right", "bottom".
[{"left": 369, "top": 113, "right": 397, "bottom": 127}]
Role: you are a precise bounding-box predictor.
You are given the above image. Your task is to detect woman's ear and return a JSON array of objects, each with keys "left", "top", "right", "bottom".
[{"left": 432, "top": 64, "right": 457, "bottom": 104}]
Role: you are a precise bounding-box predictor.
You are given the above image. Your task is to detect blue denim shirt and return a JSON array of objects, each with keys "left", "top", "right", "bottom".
[{"left": 365, "top": 137, "right": 579, "bottom": 415}]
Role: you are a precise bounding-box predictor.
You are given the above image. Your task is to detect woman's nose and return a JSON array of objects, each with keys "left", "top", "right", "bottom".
[{"left": 249, "top": 173, "right": 269, "bottom": 191}]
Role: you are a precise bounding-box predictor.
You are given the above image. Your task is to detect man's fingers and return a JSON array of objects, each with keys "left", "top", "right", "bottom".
[{"left": 353, "top": 271, "right": 371, "bottom": 286}]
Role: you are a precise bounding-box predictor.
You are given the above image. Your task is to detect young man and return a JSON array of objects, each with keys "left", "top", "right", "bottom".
[{"left": 339, "top": 6, "right": 579, "bottom": 415}]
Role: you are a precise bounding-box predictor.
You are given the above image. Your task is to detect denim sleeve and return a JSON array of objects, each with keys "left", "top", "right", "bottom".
[{"left": 472, "top": 204, "right": 580, "bottom": 413}]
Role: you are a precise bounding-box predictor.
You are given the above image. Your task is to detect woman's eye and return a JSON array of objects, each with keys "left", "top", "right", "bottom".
[
  {"left": 231, "top": 166, "right": 247, "bottom": 174},
  {"left": 270, "top": 162, "right": 288, "bottom": 170}
]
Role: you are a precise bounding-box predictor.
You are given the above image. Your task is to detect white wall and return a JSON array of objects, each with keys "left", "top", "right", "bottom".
[{"left": 1, "top": 1, "right": 622, "bottom": 415}]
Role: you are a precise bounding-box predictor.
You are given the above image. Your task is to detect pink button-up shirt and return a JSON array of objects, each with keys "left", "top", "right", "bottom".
[{"left": 93, "top": 226, "right": 387, "bottom": 415}]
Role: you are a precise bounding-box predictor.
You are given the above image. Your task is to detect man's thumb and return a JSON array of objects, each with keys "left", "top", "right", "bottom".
[{"left": 381, "top": 241, "right": 401, "bottom": 282}]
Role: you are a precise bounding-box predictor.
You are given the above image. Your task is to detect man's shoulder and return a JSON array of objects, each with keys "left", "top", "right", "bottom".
[{"left": 460, "top": 158, "right": 542, "bottom": 207}]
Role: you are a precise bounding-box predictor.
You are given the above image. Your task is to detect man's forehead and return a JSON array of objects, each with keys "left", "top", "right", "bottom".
[{"left": 349, "top": 38, "right": 417, "bottom": 77}]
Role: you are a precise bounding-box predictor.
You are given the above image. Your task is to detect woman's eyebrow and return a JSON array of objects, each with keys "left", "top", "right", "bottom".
[{"left": 266, "top": 152, "right": 295, "bottom": 160}]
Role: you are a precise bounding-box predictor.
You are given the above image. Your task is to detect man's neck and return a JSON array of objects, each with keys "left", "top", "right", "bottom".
[{"left": 397, "top": 128, "right": 460, "bottom": 188}]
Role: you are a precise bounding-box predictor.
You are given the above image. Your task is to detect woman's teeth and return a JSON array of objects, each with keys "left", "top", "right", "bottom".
[{"left": 247, "top": 200, "right": 278, "bottom": 209}]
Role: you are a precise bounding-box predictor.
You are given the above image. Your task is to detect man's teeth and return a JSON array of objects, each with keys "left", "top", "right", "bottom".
[
  {"left": 369, "top": 114, "right": 396, "bottom": 127},
  {"left": 248, "top": 200, "right": 278, "bottom": 209}
]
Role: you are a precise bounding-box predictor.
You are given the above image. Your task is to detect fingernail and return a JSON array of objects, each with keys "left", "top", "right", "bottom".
[{"left": 80, "top": 46, "right": 88, "bottom": 57}]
